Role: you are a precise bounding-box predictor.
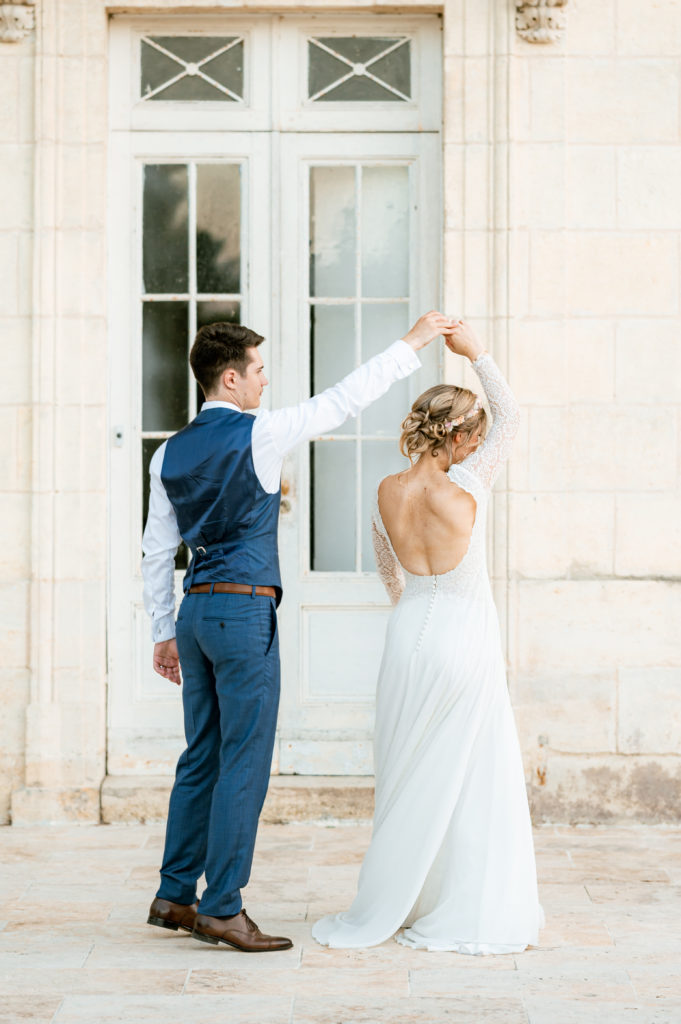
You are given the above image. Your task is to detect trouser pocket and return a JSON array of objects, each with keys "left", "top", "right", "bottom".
[{"left": 263, "top": 598, "right": 278, "bottom": 658}]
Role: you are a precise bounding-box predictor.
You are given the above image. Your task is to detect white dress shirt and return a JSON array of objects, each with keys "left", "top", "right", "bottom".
[{"left": 142, "top": 339, "right": 421, "bottom": 643}]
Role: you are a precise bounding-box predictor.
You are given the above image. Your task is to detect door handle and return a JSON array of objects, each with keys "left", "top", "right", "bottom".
[{"left": 280, "top": 475, "right": 293, "bottom": 515}]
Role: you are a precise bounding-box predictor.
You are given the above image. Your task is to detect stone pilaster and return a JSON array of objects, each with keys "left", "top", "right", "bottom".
[
  {"left": 10, "top": 0, "right": 108, "bottom": 824},
  {"left": 0, "top": 0, "right": 34, "bottom": 823}
]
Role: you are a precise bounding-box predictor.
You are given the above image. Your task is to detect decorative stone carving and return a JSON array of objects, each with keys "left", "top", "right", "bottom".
[
  {"left": 515, "top": 0, "right": 568, "bottom": 44},
  {"left": 0, "top": 0, "right": 36, "bottom": 44}
]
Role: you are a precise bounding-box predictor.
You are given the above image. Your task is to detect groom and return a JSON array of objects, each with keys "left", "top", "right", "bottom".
[{"left": 142, "top": 311, "right": 451, "bottom": 951}]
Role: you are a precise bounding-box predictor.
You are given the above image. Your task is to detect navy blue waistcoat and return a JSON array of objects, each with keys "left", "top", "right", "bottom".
[{"left": 161, "top": 408, "right": 282, "bottom": 603}]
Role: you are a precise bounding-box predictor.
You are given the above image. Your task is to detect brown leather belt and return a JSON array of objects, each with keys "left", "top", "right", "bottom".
[{"left": 188, "top": 582, "right": 277, "bottom": 598}]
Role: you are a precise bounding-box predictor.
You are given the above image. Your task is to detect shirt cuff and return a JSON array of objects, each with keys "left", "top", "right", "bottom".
[
  {"left": 388, "top": 338, "right": 421, "bottom": 374},
  {"left": 152, "top": 612, "right": 176, "bottom": 644}
]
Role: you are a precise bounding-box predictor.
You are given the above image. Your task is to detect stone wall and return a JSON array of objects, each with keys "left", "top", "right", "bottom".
[
  {"left": 506, "top": 0, "right": 681, "bottom": 821},
  {"left": 0, "top": 0, "right": 679, "bottom": 823}
]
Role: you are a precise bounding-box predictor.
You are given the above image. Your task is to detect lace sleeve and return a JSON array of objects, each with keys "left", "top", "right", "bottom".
[
  {"left": 371, "top": 507, "right": 405, "bottom": 606},
  {"left": 457, "top": 352, "right": 520, "bottom": 490}
]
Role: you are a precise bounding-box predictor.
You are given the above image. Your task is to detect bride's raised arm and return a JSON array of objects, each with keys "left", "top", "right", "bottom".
[
  {"left": 446, "top": 323, "right": 520, "bottom": 491},
  {"left": 458, "top": 352, "right": 520, "bottom": 490}
]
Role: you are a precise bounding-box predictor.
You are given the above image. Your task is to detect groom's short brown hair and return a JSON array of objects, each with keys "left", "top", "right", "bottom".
[{"left": 190, "top": 321, "right": 265, "bottom": 396}]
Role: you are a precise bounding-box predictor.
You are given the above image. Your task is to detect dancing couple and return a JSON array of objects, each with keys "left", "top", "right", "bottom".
[{"left": 142, "top": 312, "right": 543, "bottom": 954}]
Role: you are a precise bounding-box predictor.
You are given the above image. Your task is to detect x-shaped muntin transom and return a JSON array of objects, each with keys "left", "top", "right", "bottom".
[
  {"left": 141, "top": 36, "right": 244, "bottom": 102},
  {"left": 308, "top": 36, "right": 411, "bottom": 102}
]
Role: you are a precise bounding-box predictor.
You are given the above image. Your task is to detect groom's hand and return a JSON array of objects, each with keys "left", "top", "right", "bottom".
[
  {"left": 153, "top": 639, "right": 182, "bottom": 686},
  {"left": 402, "top": 311, "right": 457, "bottom": 352}
]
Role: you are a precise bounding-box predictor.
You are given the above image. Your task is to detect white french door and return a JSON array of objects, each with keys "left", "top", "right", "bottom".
[
  {"left": 108, "top": 15, "right": 442, "bottom": 776},
  {"left": 276, "top": 133, "right": 440, "bottom": 772},
  {"left": 108, "top": 131, "right": 272, "bottom": 773}
]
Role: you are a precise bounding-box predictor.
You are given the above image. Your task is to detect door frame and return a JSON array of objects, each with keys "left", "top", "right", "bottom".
[{"left": 107, "top": 13, "right": 443, "bottom": 777}]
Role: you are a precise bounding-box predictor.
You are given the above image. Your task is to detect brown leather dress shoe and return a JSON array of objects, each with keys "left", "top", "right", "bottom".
[
  {"left": 147, "top": 896, "right": 199, "bottom": 932},
  {"left": 192, "top": 909, "right": 293, "bottom": 952}
]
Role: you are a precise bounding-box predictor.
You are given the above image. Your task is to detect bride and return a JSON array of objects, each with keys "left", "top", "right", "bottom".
[{"left": 312, "top": 320, "right": 543, "bottom": 954}]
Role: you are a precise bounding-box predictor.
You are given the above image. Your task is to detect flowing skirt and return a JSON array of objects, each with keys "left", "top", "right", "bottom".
[{"left": 312, "top": 581, "right": 543, "bottom": 953}]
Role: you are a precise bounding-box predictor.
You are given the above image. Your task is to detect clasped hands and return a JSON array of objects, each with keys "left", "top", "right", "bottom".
[{"left": 402, "top": 312, "right": 485, "bottom": 362}]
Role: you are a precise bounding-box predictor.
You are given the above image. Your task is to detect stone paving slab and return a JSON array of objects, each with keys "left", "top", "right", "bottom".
[{"left": 0, "top": 823, "right": 680, "bottom": 1023}]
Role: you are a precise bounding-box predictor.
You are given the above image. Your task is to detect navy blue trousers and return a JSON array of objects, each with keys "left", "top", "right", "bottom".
[{"left": 156, "top": 591, "right": 280, "bottom": 918}]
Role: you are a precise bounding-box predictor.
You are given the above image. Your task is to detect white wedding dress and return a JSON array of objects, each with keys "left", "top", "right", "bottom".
[{"left": 312, "top": 353, "right": 543, "bottom": 954}]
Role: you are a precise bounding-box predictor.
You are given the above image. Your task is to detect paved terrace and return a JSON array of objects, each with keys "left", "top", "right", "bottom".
[{"left": 0, "top": 823, "right": 679, "bottom": 1024}]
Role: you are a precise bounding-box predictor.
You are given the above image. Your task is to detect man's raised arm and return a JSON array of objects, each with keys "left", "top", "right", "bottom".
[{"left": 259, "top": 312, "right": 454, "bottom": 462}]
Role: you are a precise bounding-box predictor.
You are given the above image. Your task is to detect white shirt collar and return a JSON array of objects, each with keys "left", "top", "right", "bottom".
[{"left": 200, "top": 400, "right": 253, "bottom": 416}]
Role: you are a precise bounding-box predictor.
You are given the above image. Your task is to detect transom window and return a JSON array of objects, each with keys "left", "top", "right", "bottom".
[
  {"left": 308, "top": 36, "right": 411, "bottom": 102},
  {"left": 141, "top": 36, "right": 244, "bottom": 102}
]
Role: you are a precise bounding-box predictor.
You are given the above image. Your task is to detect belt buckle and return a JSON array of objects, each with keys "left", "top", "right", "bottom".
[{"left": 196, "top": 546, "right": 207, "bottom": 556}]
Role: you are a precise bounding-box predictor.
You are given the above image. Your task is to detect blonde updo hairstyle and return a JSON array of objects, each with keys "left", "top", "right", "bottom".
[{"left": 399, "top": 385, "right": 487, "bottom": 463}]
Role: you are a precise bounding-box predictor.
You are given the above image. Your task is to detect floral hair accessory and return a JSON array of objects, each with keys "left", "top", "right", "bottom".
[{"left": 445, "top": 397, "right": 483, "bottom": 432}]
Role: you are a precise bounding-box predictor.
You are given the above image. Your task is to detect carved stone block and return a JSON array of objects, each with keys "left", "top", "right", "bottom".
[
  {"left": 515, "top": 0, "right": 568, "bottom": 44},
  {"left": 0, "top": 0, "right": 36, "bottom": 44}
]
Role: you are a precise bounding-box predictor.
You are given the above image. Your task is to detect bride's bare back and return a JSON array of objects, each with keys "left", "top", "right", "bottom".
[{"left": 378, "top": 467, "right": 476, "bottom": 577}]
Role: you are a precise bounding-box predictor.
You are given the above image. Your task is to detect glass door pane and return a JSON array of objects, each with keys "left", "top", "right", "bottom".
[
  {"left": 308, "top": 162, "right": 411, "bottom": 572},
  {"left": 140, "top": 160, "right": 243, "bottom": 567},
  {"left": 143, "top": 164, "right": 188, "bottom": 292}
]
